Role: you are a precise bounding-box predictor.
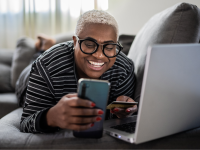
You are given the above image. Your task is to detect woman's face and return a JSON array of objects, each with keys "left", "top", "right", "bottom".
[{"left": 73, "top": 23, "right": 117, "bottom": 79}]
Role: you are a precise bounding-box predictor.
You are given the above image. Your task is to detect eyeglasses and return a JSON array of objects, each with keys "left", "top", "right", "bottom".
[{"left": 75, "top": 36, "right": 123, "bottom": 58}]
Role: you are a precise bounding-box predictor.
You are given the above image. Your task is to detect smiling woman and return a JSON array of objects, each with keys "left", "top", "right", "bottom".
[
  {"left": 18, "top": 9, "right": 137, "bottom": 134},
  {"left": 73, "top": 23, "right": 119, "bottom": 79},
  {"left": 76, "top": 24, "right": 115, "bottom": 77}
]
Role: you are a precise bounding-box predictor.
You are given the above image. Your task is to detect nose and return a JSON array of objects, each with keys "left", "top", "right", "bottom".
[{"left": 92, "top": 45, "right": 105, "bottom": 59}]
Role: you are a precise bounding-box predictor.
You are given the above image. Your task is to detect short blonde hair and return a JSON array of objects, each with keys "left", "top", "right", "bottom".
[{"left": 75, "top": 10, "right": 119, "bottom": 38}]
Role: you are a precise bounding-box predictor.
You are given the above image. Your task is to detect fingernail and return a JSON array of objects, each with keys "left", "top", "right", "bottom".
[
  {"left": 114, "top": 108, "right": 119, "bottom": 112},
  {"left": 91, "top": 102, "right": 95, "bottom": 107},
  {"left": 96, "top": 117, "right": 102, "bottom": 121},
  {"left": 126, "top": 109, "right": 131, "bottom": 113},
  {"left": 91, "top": 123, "right": 94, "bottom": 127},
  {"left": 98, "top": 110, "right": 104, "bottom": 115}
]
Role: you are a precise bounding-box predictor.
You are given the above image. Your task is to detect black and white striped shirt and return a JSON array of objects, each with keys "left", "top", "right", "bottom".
[{"left": 20, "top": 41, "right": 135, "bottom": 133}]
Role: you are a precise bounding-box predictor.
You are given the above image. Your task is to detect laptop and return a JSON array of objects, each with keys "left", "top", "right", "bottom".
[{"left": 104, "top": 44, "right": 200, "bottom": 144}]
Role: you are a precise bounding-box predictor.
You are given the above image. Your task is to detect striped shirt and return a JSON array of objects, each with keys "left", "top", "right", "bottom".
[{"left": 20, "top": 41, "right": 135, "bottom": 133}]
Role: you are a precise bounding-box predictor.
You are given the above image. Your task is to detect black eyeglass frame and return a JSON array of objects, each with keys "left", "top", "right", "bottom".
[{"left": 75, "top": 36, "right": 123, "bottom": 58}]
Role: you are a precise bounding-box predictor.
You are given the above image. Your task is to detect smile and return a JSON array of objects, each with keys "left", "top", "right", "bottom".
[{"left": 88, "top": 61, "right": 105, "bottom": 67}]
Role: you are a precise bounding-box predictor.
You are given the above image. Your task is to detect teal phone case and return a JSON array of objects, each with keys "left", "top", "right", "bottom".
[{"left": 73, "top": 78, "right": 110, "bottom": 138}]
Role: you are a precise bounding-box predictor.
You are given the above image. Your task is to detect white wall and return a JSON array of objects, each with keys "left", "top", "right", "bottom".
[{"left": 107, "top": 0, "right": 200, "bottom": 35}]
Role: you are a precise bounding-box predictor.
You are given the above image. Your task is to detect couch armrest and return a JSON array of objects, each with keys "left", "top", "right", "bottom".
[
  {"left": 0, "top": 93, "right": 18, "bottom": 118},
  {"left": 53, "top": 32, "right": 74, "bottom": 44},
  {"left": 0, "top": 50, "right": 13, "bottom": 66},
  {"left": 119, "top": 34, "right": 135, "bottom": 55},
  {"left": 1, "top": 107, "right": 200, "bottom": 149}
]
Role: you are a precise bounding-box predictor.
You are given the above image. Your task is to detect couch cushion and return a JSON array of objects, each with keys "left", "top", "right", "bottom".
[
  {"left": 10, "top": 34, "right": 74, "bottom": 90},
  {"left": 0, "top": 50, "right": 13, "bottom": 66},
  {"left": 118, "top": 34, "right": 135, "bottom": 55},
  {"left": 53, "top": 32, "right": 74, "bottom": 44},
  {"left": 0, "top": 93, "right": 18, "bottom": 118},
  {"left": 1, "top": 108, "right": 200, "bottom": 148},
  {"left": 11, "top": 37, "right": 36, "bottom": 89},
  {"left": 0, "top": 64, "right": 14, "bottom": 93},
  {"left": 128, "top": 2, "right": 200, "bottom": 102}
]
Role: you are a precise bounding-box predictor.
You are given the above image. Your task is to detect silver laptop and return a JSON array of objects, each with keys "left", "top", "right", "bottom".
[{"left": 104, "top": 44, "right": 200, "bottom": 144}]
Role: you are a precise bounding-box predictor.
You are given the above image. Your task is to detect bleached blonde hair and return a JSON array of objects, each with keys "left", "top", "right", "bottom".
[{"left": 75, "top": 10, "right": 119, "bottom": 38}]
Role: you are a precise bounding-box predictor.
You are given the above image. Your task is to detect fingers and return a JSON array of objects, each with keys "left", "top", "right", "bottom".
[
  {"left": 126, "top": 98, "right": 135, "bottom": 103},
  {"left": 113, "top": 96, "right": 138, "bottom": 118},
  {"left": 110, "top": 107, "right": 127, "bottom": 118},
  {"left": 65, "top": 96, "right": 95, "bottom": 108},
  {"left": 70, "top": 116, "right": 102, "bottom": 124},
  {"left": 111, "top": 105, "right": 137, "bottom": 114},
  {"left": 50, "top": 93, "right": 105, "bottom": 130},
  {"left": 116, "top": 95, "right": 135, "bottom": 102},
  {"left": 111, "top": 107, "right": 123, "bottom": 113},
  {"left": 116, "top": 95, "right": 129, "bottom": 102},
  {"left": 70, "top": 107, "right": 103, "bottom": 116},
  {"left": 67, "top": 116, "right": 102, "bottom": 131},
  {"left": 110, "top": 105, "right": 137, "bottom": 118},
  {"left": 65, "top": 93, "right": 78, "bottom": 98},
  {"left": 60, "top": 107, "right": 103, "bottom": 130},
  {"left": 125, "top": 105, "right": 137, "bottom": 113},
  {"left": 69, "top": 123, "right": 94, "bottom": 131},
  {"left": 61, "top": 94, "right": 103, "bottom": 115}
]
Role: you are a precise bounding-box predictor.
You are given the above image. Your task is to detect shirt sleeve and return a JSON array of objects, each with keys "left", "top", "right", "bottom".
[
  {"left": 20, "top": 62, "right": 57, "bottom": 133},
  {"left": 114, "top": 62, "right": 135, "bottom": 101}
]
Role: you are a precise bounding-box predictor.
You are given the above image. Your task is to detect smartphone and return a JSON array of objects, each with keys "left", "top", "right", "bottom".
[{"left": 73, "top": 78, "right": 110, "bottom": 138}]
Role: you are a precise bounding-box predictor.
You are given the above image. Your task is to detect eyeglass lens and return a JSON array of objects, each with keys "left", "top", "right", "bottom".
[{"left": 81, "top": 40, "right": 120, "bottom": 57}]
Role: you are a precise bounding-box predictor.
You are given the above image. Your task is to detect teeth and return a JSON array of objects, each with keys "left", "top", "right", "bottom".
[{"left": 89, "top": 61, "right": 105, "bottom": 66}]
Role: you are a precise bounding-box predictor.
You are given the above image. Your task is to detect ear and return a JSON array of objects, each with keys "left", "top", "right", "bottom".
[{"left": 73, "top": 36, "right": 77, "bottom": 47}]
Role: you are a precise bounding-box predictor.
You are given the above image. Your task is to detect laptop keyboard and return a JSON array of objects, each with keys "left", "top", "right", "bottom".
[{"left": 111, "top": 122, "right": 136, "bottom": 133}]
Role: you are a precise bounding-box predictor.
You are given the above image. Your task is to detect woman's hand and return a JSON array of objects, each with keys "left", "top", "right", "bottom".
[
  {"left": 110, "top": 95, "right": 137, "bottom": 118},
  {"left": 46, "top": 93, "right": 103, "bottom": 131}
]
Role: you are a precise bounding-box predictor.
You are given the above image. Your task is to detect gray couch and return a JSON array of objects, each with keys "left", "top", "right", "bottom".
[
  {"left": 0, "top": 50, "right": 18, "bottom": 118},
  {"left": 0, "top": 2, "right": 200, "bottom": 149}
]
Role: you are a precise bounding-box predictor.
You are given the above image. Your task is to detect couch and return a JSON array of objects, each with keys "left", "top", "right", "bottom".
[{"left": 0, "top": 2, "right": 200, "bottom": 149}]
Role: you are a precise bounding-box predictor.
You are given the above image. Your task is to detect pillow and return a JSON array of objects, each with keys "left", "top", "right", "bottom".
[
  {"left": 10, "top": 33, "right": 75, "bottom": 89},
  {"left": 0, "top": 64, "right": 14, "bottom": 93},
  {"left": 128, "top": 3, "right": 200, "bottom": 102},
  {"left": 53, "top": 32, "right": 74, "bottom": 44},
  {"left": 0, "top": 50, "right": 13, "bottom": 66},
  {"left": 11, "top": 37, "right": 36, "bottom": 89},
  {"left": 118, "top": 34, "right": 135, "bottom": 55}
]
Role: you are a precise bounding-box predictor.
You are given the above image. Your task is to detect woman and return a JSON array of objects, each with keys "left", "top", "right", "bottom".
[{"left": 20, "top": 10, "right": 137, "bottom": 133}]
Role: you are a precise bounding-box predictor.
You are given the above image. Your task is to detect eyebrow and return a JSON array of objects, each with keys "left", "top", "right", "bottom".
[{"left": 84, "top": 37, "right": 115, "bottom": 43}]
